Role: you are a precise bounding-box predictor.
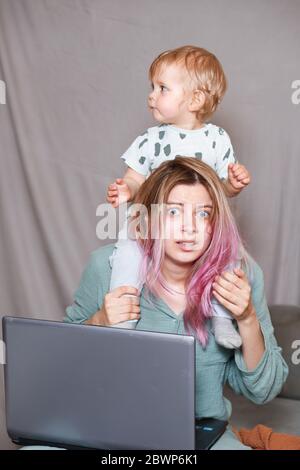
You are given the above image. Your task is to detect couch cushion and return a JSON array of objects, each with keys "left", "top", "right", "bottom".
[
  {"left": 224, "top": 304, "right": 300, "bottom": 437},
  {"left": 269, "top": 304, "right": 300, "bottom": 400},
  {"left": 225, "top": 387, "right": 300, "bottom": 435}
]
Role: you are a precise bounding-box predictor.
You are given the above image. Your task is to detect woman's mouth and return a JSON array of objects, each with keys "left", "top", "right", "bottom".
[{"left": 176, "top": 241, "right": 197, "bottom": 251}]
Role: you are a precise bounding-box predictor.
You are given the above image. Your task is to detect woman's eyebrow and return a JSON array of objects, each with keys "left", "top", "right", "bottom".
[
  {"left": 166, "top": 202, "right": 184, "bottom": 206},
  {"left": 166, "top": 202, "right": 213, "bottom": 208},
  {"left": 197, "top": 204, "right": 213, "bottom": 209}
]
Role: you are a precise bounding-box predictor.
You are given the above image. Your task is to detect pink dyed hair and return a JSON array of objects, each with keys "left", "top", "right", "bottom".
[{"left": 133, "top": 157, "right": 250, "bottom": 347}]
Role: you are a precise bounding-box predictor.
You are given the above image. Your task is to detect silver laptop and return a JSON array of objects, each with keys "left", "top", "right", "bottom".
[{"left": 3, "top": 316, "right": 227, "bottom": 450}]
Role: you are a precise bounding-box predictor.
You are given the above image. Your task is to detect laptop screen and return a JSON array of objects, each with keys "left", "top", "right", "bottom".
[{"left": 3, "top": 317, "right": 196, "bottom": 450}]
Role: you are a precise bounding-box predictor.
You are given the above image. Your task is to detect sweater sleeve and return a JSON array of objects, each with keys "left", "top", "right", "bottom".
[
  {"left": 63, "top": 248, "right": 110, "bottom": 324},
  {"left": 224, "top": 260, "right": 289, "bottom": 404}
]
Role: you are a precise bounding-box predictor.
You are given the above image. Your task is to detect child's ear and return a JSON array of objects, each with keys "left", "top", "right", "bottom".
[{"left": 189, "top": 89, "right": 205, "bottom": 112}]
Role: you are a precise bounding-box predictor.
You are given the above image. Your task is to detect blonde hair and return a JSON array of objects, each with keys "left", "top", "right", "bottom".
[{"left": 149, "top": 45, "right": 227, "bottom": 121}]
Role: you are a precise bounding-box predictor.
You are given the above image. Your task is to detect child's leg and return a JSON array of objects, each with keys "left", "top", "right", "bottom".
[
  {"left": 211, "top": 300, "right": 242, "bottom": 349},
  {"left": 109, "top": 220, "right": 144, "bottom": 329},
  {"left": 109, "top": 236, "right": 144, "bottom": 293}
]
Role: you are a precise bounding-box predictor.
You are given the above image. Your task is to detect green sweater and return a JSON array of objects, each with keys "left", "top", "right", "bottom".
[{"left": 64, "top": 243, "right": 288, "bottom": 421}]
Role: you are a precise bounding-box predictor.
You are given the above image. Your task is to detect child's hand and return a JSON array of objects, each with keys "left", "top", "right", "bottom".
[
  {"left": 228, "top": 163, "right": 251, "bottom": 191},
  {"left": 106, "top": 178, "right": 131, "bottom": 208},
  {"left": 212, "top": 268, "right": 254, "bottom": 323}
]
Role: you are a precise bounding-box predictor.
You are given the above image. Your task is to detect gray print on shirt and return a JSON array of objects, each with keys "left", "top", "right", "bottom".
[
  {"left": 223, "top": 148, "right": 231, "bottom": 160},
  {"left": 212, "top": 141, "right": 216, "bottom": 149},
  {"left": 218, "top": 127, "right": 225, "bottom": 135},
  {"left": 159, "top": 131, "right": 165, "bottom": 140},
  {"left": 139, "top": 156, "right": 146, "bottom": 165},
  {"left": 195, "top": 152, "right": 202, "bottom": 160},
  {"left": 154, "top": 142, "right": 161, "bottom": 156},
  {"left": 139, "top": 138, "right": 148, "bottom": 148},
  {"left": 205, "top": 130, "right": 209, "bottom": 136},
  {"left": 164, "top": 144, "right": 171, "bottom": 156},
  {"left": 180, "top": 133, "right": 186, "bottom": 139}
]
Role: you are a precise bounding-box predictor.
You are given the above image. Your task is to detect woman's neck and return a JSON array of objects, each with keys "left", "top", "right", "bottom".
[
  {"left": 160, "top": 257, "right": 192, "bottom": 293},
  {"left": 152, "top": 258, "right": 190, "bottom": 315}
]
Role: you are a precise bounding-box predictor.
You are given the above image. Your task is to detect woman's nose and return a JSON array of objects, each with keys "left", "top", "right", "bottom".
[
  {"left": 181, "top": 212, "right": 196, "bottom": 234},
  {"left": 181, "top": 224, "right": 195, "bottom": 235}
]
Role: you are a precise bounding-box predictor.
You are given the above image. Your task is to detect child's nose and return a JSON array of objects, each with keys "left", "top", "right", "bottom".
[{"left": 148, "top": 89, "right": 156, "bottom": 102}]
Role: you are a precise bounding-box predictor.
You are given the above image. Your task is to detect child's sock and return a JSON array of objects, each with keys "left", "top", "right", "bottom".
[{"left": 212, "top": 317, "right": 242, "bottom": 349}]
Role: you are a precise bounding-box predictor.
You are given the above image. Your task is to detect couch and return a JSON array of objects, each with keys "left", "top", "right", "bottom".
[{"left": 226, "top": 305, "right": 300, "bottom": 435}]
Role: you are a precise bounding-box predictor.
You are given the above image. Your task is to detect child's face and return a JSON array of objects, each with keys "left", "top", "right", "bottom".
[{"left": 148, "top": 63, "right": 194, "bottom": 126}]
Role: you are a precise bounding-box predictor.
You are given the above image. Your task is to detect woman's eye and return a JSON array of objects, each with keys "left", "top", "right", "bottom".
[
  {"left": 168, "top": 208, "right": 180, "bottom": 216},
  {"left": 197, "top": 210, "right": 210, "bottom": 219}
]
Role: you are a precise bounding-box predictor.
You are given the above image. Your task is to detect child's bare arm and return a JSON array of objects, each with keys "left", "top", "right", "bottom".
[
  {"left": 123, "top": 168, "right": 146, "bottom": 200},
  {"left": 107, "top": 168, "right": 146, "bottom": 208},
  {"left": 223, "top": 163, "right": 251, "bottom": 198}
]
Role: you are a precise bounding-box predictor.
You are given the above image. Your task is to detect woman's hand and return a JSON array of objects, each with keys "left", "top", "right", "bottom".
[
  {"left": 212, "top": 267, "right": 265, "bottom": 370},
  {"left": 212, "top": 268, "right": 255, "bottom": 323},
  {"left": 85, "top": 286, "right": 141, "bottom": 326}
]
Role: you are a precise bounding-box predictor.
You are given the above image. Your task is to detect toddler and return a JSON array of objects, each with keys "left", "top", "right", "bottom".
[{"left": 106, "top": 46, "right": 250, "bottom": 349}]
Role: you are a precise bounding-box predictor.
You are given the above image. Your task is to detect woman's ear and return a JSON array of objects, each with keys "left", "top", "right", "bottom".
[{"left": 189, "top": 89, "right": 205, "bottom": 112}]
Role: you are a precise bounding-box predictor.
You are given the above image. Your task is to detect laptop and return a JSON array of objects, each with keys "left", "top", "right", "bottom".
[{"left": 2, "top": 316, "right": 227, "bottom": 450}]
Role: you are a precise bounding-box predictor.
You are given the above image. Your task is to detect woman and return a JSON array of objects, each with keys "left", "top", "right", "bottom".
[{"left": 65, "top": 157, "right": 288, "bottom": 450}]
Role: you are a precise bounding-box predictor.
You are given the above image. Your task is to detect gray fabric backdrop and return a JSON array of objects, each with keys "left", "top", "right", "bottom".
[{"left": 0, "top": 0, "right": 299, "bottom": 449}]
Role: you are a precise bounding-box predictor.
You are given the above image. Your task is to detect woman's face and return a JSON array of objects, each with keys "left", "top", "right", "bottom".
[{"left": 161, "top": 183, "right": 213, "bottom": 267}]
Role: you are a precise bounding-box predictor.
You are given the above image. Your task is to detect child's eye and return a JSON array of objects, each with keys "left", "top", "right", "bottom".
[
  {"left": 160, "top": 85, "right": 167, "bottom": 92},
  {"left": 168, "top": 207, "right": 180, "bottom": 216}
]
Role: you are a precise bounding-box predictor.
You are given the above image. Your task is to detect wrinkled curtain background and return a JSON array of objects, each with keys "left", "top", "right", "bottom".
[{"left": 0, "top": 0, "right": 299, "bottom": 449}]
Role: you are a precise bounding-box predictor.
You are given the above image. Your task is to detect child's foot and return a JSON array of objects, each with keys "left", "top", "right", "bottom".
[{"left": 212, "top": 317, "right": 242, "bottom": 349}]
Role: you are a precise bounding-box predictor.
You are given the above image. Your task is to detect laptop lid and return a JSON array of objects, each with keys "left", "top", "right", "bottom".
[{"left": 3, "top": 316, "right": 196, "bottom": 450}]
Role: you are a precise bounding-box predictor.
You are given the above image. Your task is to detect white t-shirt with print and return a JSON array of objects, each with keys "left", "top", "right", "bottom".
[{"left": 120, "top": 123, "right": 236, "bottom": 180}]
